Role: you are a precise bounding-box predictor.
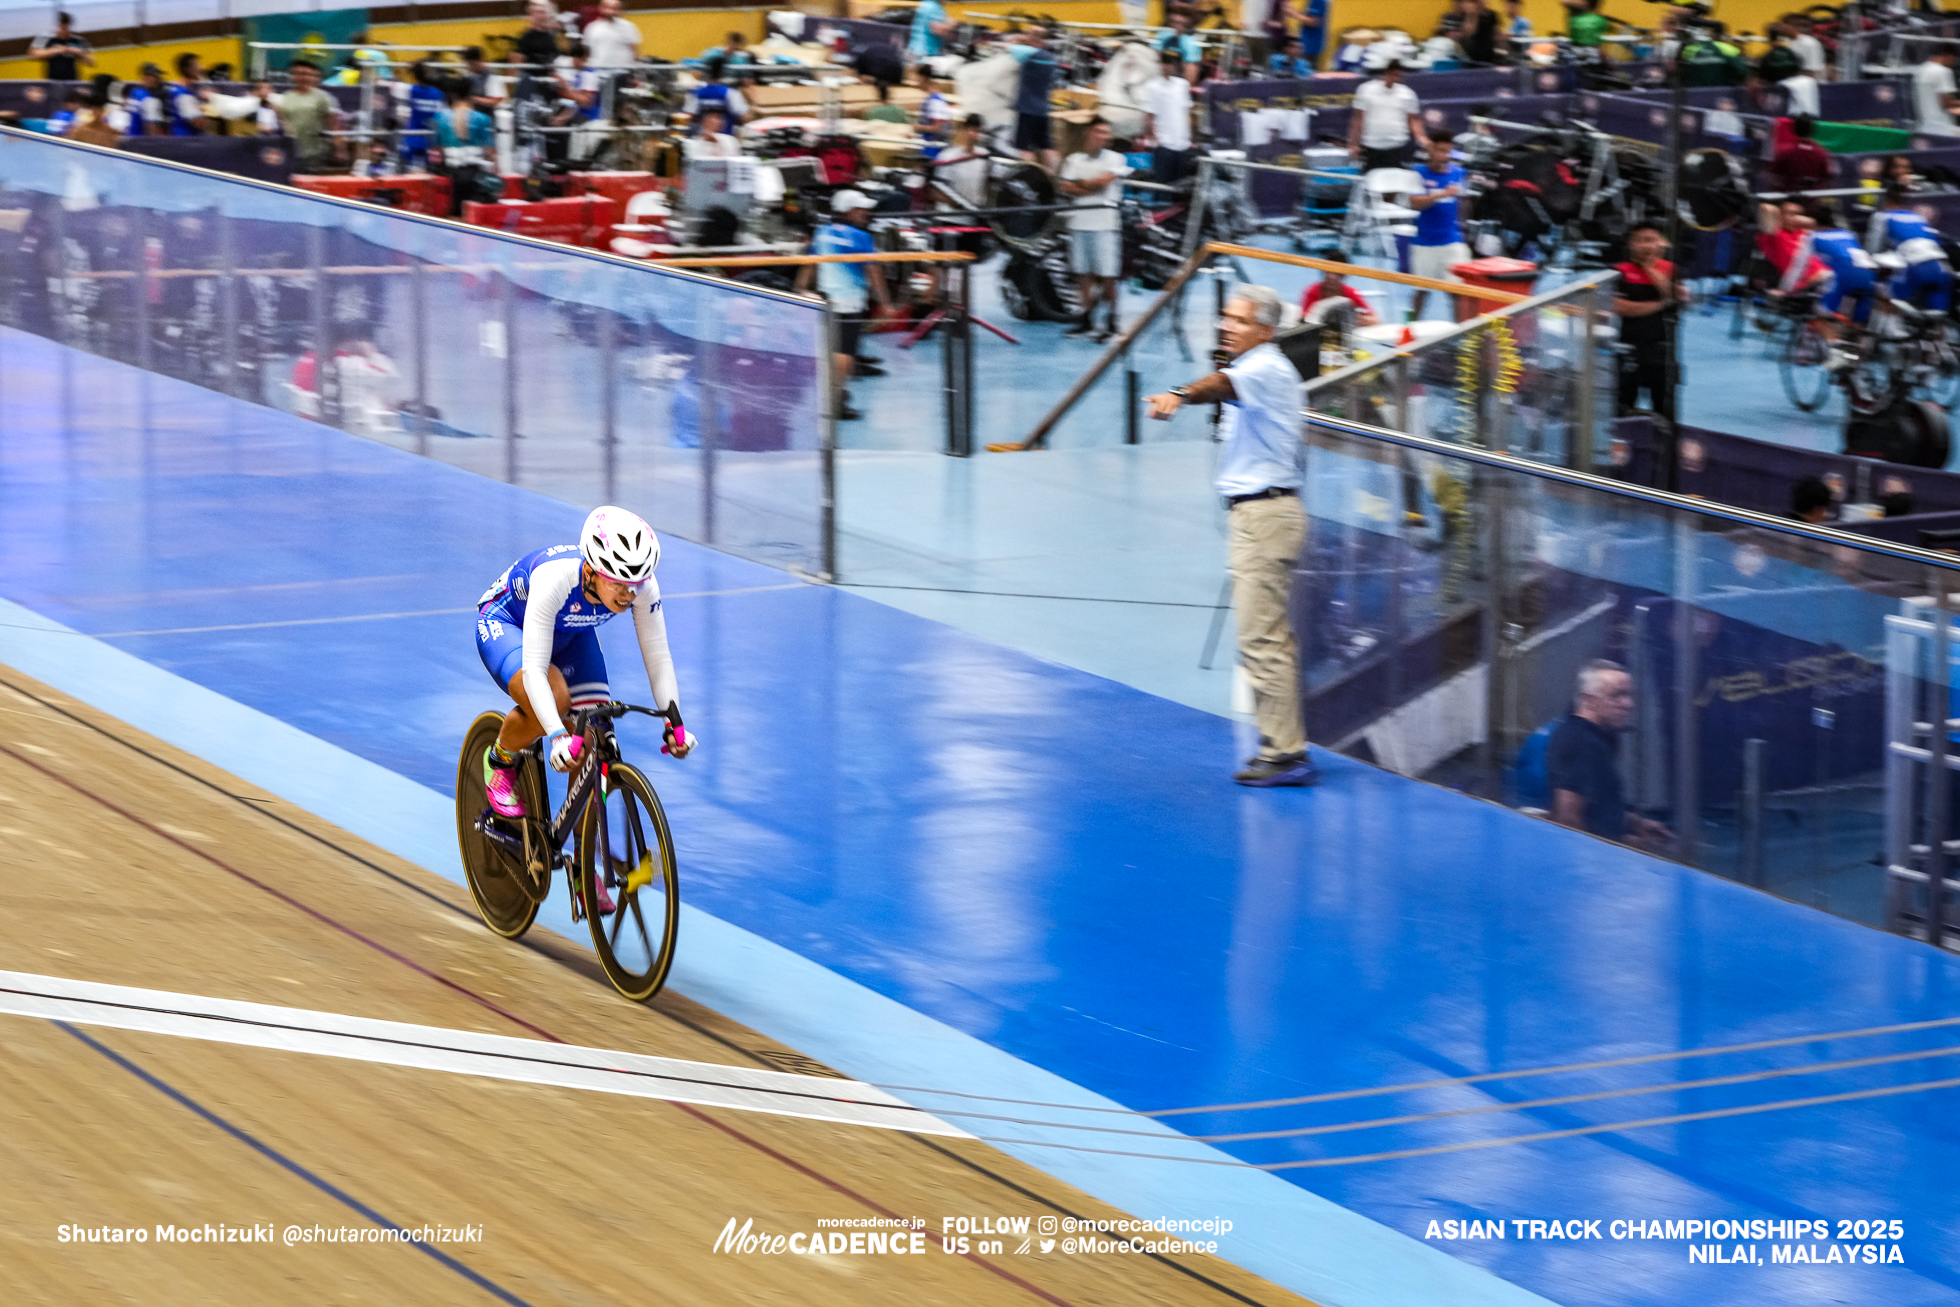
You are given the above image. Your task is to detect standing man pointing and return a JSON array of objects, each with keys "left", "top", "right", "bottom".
[{"left": 1146, "top": 285, "right": 1318, "bottom": 788}]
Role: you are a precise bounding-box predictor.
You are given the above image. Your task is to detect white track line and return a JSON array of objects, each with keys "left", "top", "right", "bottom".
[{"left": 0, "top": 970, "right": 969, "bottom": 1138}]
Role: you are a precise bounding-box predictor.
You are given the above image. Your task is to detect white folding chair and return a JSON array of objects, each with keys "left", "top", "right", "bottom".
[{"left": 1348, "top": 166, "right": 1426, "bottom": 264}]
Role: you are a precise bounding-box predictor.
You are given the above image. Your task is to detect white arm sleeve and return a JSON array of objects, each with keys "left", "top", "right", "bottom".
[
  {"left": 630, "top": 581, "right": 681, "bottom": 715},
  {"left": 520, "top": 558, "right": 582, "bottom": 739}
]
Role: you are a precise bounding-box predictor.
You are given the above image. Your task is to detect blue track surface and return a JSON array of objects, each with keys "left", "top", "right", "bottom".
[{"left": 6, "top": 328, "right": 1960, "bottom": 1307}]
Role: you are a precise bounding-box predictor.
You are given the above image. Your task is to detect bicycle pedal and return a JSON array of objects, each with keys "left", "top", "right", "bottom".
[{"left": 625, "top": 853, "right": 655, "bottom": 893}]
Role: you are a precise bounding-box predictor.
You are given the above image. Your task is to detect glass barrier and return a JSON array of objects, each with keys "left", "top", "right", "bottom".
[
  {"left": 1305, "top": 271, "right": 1619, "bottom": 471},
  {"left": 1034, "top": 260, "right": 1226, "bottom": 451},
  {"left": 1301, "top": 413, "right": 1960, "bottom": 948},
  {"left": 0, "top": 128, "right": 832, "bottom": 578}
]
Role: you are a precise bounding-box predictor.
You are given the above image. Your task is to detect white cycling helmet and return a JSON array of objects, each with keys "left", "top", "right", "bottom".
[{"left": 580, "top": 505, "right": 659, "bottom": 584}]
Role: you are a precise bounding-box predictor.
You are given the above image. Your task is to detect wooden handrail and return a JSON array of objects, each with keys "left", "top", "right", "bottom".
[
  {"left": 1205, "top": 243, "right": 1531, "bottom": 305},
  {"left": 650, "top": 251, "right": 976, "bottom": 268}
]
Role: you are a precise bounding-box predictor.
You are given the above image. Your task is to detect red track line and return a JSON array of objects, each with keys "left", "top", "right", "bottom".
[{"left": 2, "top": 743, "right": 1076, "bottom": 1307}]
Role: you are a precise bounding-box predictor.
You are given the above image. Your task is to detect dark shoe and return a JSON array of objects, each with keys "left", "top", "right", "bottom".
[
  {"left": 854, "top": 359, "right": 888, "bottom": 377},
  {"left": 1093, "top": 327, "right": 1116, "bottom": 344},
  {"left": 1064, "top": 320, "right": 1097, "bottom": 339},
  {"left": 1234, "top": 752, "right": 1322, "bottom": 787},
  {"left": 838, "top": 402, "right": 864, "bottom": 421}
]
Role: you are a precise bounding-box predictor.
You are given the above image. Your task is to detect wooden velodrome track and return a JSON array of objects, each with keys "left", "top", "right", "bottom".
[{"left": 0, "top": 663, "right": 1309, "bottom": 1307}]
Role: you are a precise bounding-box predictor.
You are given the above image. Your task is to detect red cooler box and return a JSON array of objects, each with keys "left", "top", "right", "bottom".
[
  {"left": 1449, "top": 256, "right": 1539, "bottom": 321},
  {"left": 462, "top": 195, "right": 621, "bottom": 248}
]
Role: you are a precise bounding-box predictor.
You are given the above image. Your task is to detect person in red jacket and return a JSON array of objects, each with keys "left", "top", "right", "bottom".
[
  {"left": 1301, "top": 266, "right": 1382, "bottom": 326},
  {"left": 1762, "top": 114, "right": 1833, "bottom": 194}
]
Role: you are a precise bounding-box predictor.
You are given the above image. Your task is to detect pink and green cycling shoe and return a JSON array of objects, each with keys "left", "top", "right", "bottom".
[{"left": 483, "top": 749, "right": 526, "bottom": 818}]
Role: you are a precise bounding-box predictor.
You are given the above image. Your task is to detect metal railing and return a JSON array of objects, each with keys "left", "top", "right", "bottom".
[{"left": 1306, "top": 269, "right": 1619, "bottom": 471}]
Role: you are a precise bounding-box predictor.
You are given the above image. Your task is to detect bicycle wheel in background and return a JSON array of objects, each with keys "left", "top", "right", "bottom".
[
  {"left": 456, "top": 711, "right": 549, "bottom": 939},
  {"left": 1844, "top": 341, "right": 1896, "bottom": 418},
  {"left": 1780, "top": 320, "right": 1833, "bottom": 412},
  {"left": 578, "top": 760, "right": 679, "bottom": 1002}
]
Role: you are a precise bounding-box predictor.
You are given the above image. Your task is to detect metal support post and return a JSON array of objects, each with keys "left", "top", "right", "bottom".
[
  {"left": 308, "top": 223, "right": 337, "bottom": 428},
  {"left": 133, "top": 208, "right": 151, "bottom": 374},
  {"left": 1181, "top": 157, "right": 1213, "bottom": 260},
  {"left": 599, "top": 305, "right": 618, "bottom": 502},
  {"left": 698, "top": 337, "right": 719, "bottom": 546},
  {"left": 942, "top": 265, "right": 973, "bottom": 457},
  {"left": 1124, "top": 348, "right": 1139, "bottom": 446},
  {"left": 217, "top": 209, "right": 239, "bottom": 398},
  {"left": 1671, "top": 513, "right": 1701, "bottom": 865},
  {"left": 1478, "top": 463, "right": 1507, "bottom": 796},
  {"left": 820, "top": 306, "right": 838, "bottom": 582},
  {"left": 1572, "top": 286, "right": 1598, "bottom": 471},
  {"left": 410, "top": 259, "right": 429, "bottom": 458},
  {"left": 1929, "top": 575, "right": 1951, "bottom": 948},
  {"left": 500, "top": 270, "right": 517, "bottom": 483},
  {"left": 1739, "top": 737, "right": 1765, "bottom": 888}
]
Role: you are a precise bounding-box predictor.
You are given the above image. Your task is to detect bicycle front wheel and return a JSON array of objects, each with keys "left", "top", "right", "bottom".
[{"left": 578, "top": 760, "right": 679, "bottom": 1002}]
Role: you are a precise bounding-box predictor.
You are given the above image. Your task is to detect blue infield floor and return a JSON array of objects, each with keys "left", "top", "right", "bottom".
[{"left": 4, "top": 326, "right": 1959, "bottom": 1307}]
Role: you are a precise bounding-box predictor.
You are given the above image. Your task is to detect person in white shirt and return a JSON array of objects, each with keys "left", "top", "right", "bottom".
[
  {"left": 1143, "top": 284, "right": 1317, "bottom": 788},
  {"left": 683, "top": 106, "right": 741, "bottom": 157},
  {"left": 1780, "top": 71, "right": 1820, "bottom": 118},
  {"left": 1915, "top": 50, "right": 1959, "bottom": 136},
  {"left": 930, "top": 113, "right": 994, "bottom": 207},
  {"left": 1347, "top": 61, "right": 1428, "bottom": 169},
  {"left": 581, "top": 0, "right": 641, "bottom": 70},
  {"left": 1139, "top": 51, "right": 1196, "bottom": 184},
  {"left": 1057, "top": 118, "right": 1133, "bottom": 341},
  {"left": 1788, "top": 15, "right": 1829, "bottom": 80}
]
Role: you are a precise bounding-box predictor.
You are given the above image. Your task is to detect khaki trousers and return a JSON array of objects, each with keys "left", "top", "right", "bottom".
[{"left": 1228, "top": 494, "right": 1307, "bottom": 760}]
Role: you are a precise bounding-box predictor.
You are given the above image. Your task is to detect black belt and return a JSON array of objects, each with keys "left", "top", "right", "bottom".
[{"left": 1226, "top": 487, "right": 1299, "bottom": 509}]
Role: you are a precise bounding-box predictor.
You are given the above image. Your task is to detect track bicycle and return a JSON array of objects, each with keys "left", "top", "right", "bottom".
[{"left": 455, "top": 702, "right": 680, "bottom": 1002}]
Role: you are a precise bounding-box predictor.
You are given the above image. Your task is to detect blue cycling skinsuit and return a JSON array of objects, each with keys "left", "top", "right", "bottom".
[
  {"left": 475, "top": 544, "right": 679, "bottom": 741},
  {"left": 1808, "top": 226, "right": 1880, "bottom": 323},
  {"left": 1870, "top": 206, "right": 1954, "bottom": 312}
]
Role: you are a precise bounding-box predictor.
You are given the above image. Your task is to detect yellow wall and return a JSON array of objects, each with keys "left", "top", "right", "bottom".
[
  {"left": 0, "top": 0, "right": 1799, "bottom": 85},
  {"left": 0, "top": 36, "right": 243, "bottom": 83},
  {"left": 368, "top": 6, "right": 771, "bottom": 63}
]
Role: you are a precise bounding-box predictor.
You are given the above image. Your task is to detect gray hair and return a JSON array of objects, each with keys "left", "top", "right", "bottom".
[
  {"left": 1576, "top": 658, "right": 1627, "bottom": 698},
  {"left": 1229, "top": 284, "right": 1284, "bottom": 328}
]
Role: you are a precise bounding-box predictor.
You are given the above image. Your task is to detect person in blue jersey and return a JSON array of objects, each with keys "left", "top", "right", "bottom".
[
  {"left": 165, "top": 53, "right": 209, "bottom": 134},
  {"left": 1406, "top": 134, "right": 1471, "bottom": 319},
  {"left": 1801, "top": 201, "right": 1881, "bottom": 357},
  {"left": 1298, "top": 0, "right": 1330, "bottom": 67},
  {"left": 1867, "top": 184, "right": 1954, "bottom": 313},
  {"left": 399, "top": 60, "right": 448, "bottom": 169},
  {"left": 682, "top": 56, "right": 748, "bottom": 129},
  {"left": 126, "top": 63, "right": 177, "bottom": 136},
  {"left": 476, "top": 507, "right": 693, "bottom": 846},
  {"left": 796, "top": 189, "right": 892, "bottom": 422}
]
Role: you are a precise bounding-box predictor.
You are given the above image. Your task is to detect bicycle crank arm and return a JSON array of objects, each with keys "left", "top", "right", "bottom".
[{"left": 474, "top": 810, "right": 525, "bottom": 854}]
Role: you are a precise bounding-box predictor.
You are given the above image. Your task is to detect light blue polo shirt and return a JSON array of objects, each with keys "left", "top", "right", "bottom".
[{"left": 1213, "top": 340, "right": 1304, "bottom": 497}]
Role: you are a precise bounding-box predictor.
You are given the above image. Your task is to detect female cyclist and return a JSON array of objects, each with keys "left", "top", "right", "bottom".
[{"left": 475, "top": 506, "right": 694, "bottom": 831}]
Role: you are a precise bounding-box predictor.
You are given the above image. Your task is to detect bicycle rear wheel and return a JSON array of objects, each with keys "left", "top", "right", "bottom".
[
  {"left": 1780, "top": 321, "right": 1833, "bottom": 412},
  {"left": 456, "top": 711, "right": 549, "bottom": 939},
  {"left": 577, "top": 760, "right": 679, "bottom": 1002}
]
